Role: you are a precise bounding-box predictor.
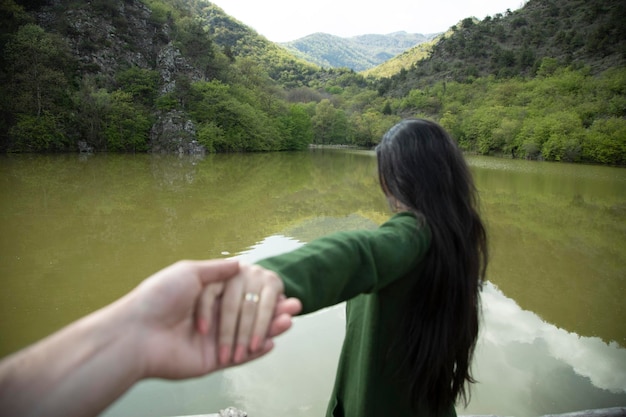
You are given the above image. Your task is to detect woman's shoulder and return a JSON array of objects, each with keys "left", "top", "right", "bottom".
[{"left": 382, "top": 211, "right": 429, "bottom": 238}]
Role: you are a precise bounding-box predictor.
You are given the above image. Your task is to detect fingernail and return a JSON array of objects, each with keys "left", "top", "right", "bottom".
[
  {"left": 250, "top": 335, "right": 261, "bottom": 352},
  {"left": 219, "top": 345, "right": 231, "bottom": 365},
  {"left": 234, "top": 345, "right": 245, "bottom": 363},
  {"left": 197, "top": 318, "right": 208, "bottom": 334}
]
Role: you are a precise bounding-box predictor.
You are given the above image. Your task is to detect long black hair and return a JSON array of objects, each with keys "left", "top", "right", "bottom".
[{"left": 376, "top": 119, "right": 488, "bottom": 414}]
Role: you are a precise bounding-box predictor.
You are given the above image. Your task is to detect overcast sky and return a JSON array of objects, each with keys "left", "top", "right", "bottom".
[{"left": 213, "top": 0, "right": 527, "bottom": 42}]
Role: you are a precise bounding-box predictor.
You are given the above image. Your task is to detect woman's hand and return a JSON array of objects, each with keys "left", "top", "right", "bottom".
[{"left": 199, "top": 263, "right": 301, "bottom": 366}]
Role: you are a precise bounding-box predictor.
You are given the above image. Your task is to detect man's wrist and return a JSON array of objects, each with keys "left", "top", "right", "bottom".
[{"left": 96, "top": 293, "right": 148, "bottom": 383}]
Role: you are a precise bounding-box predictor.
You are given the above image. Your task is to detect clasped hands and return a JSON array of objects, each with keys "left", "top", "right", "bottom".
[
  {"left": 130, "top": 259, "right": 300, "bottom": 381},
  {"left": 198, "top": 263, "right": 297, "bottom": 366}
]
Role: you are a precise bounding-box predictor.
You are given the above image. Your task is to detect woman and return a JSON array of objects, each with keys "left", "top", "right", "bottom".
[{"left": 213, "top": 118, "right": 489, "bottom": 417}]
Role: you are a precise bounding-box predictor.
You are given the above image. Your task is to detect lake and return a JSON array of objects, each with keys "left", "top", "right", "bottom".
[{"left": 0, "top": 150, "right": 625, "bottom": 416}]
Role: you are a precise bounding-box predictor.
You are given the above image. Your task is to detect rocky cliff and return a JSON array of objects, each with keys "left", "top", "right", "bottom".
[{"left": 34, "top": 0, "right": 210, "bottom": 153}]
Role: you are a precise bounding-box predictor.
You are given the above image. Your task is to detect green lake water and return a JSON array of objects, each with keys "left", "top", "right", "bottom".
[{"left": 0, "top": 150, "right": 624, "bottom": 416}]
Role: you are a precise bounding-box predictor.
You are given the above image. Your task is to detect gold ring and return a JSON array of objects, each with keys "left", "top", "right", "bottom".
[{"left": 244, "top": 292, "right": 260, "bottom": 303}]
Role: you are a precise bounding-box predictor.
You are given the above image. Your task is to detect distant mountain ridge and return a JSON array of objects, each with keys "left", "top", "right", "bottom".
[{"left": 280, "top": 31, "right": 439, "bottom": 71}]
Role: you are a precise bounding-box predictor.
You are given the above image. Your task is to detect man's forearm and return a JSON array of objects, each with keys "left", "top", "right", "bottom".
[{"left": 0, "top": 295, "right": 144, "bottom": 417}]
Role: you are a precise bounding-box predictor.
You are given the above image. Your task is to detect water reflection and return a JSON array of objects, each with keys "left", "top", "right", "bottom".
[
  {"left": 2, "top": 152, "right": 625, "bottom": 416},
  {"left": 480, "top": 282, "right": 626, "bottom": 395},
  {"left": 229, "top": 233, "right": 626, "bottom": 417},
  {"left": 471, "top": 283, "right": 626, "bottom": 416},
  {"left": 467, "top": 156, "right": 626, "bottom": 346}
]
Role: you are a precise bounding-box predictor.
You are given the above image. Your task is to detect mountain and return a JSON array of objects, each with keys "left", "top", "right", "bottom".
[
  {"left": 378, "top": 0, "right": 626, "bottom": 94},
  {"left": 369, "top": 0, "right": 626, "bottom": 164},
  {"left": 200, "top": 4, "right": 320, "bottom": 87},
  {"left": 0, "top": 0, "right": 327, "bottom": 153},
  {"left": 280, "top": 31, "right": 438, "bottom": 72},
  {"left": 362, "top": 29, "right": 456, "bottom": 79}
]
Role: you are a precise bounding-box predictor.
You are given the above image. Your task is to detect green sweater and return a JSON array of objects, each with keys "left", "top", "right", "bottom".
[{"left": 258, "top": 212, "right": 456, "bottom": 417}]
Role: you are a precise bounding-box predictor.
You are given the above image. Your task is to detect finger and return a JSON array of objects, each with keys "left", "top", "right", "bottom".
[
  {"left": 249, "top": 285, "right": 278, "bottom": 353},
  {"left": 195, "top": 282, "right": 224, "bottom": 334},
  {"left": 267, "top": 313, "right": 294, "bottom": 338},
  {"left": 196, "top": 260, "right": 240, "bottom": 285},
  {"left": 265, "top": 298, "right": 301, "bottom": 338},
  {"left": 234, "top": 285, "right": 262, "bottom": 363},
  {"left": 219, "top": 276, "right": 245, "bottom": 365},
  {"left": 275, "top": 297, "right": 303, "bottom": 317},
  {"left": 235, "top": 339, "right": 276, "bottom": 366}
]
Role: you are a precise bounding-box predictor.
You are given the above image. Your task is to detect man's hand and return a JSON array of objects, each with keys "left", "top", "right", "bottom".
[{"left": 129, "top": 260, "right": 300, "bottom": 379}]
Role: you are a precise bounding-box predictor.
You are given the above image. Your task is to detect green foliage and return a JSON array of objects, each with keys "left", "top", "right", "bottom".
[
  {"left": 0, "top": 0, "right": 32, "bottom": 38},
  {"left": 536, "top": 57, "right": 560, "bottom": 77},
  {"left": 202, "top": 3, "right": 318, "bottom": 88},
  {"left": 311, "top": 99, "right": 349, "bottom": 145},
  {"left": 116, "top": 67, "right": 160, "bottom": 106},
  {"left": 73, "top": 79, "right": 111, "bottom": 149},
  {"left": 350, "top": 110, "right": 400, "bottom": 147},
  {"left": 583, "top": 118, "right": 626, "bottom": 165},
  {"left": 282, "top": 104, "right": 314, "bottom": 150},
  {"left": 105, "top": 91, "right": 151, "bottom": 152},
  {"left": 155, "top": 93, "right": 179, "bottom": 111},
  {"left": 144, "top": 0, "right": 176, "bottom": 25},
  {"left": 9, "top": 113, "right": 69, "bottom": 152},
  {"left": 172, "top": 16, "right": 218, "bottom": 77},
  {"left": 4, "top": 23, "right": 72, "bottom": 117},
  {"left": 461, "top": 106, "right": 510, "bottom": 154},
  {"left": 2, "top": 22, "right": 74, "bottom": 151},
  {"left": 399, "top": 89, "right": 441, "bottom": 115},
  {"left": 377, "top": 0, "right": 626, "bottom": 92},
  {"left": 519, "top": 111, "right": 584, "bottom": 162},
  {"left": 187, "top": 79, "right": 284, "bottom": 152},
  {"left": 196, "top": 121, "right": 225, "bottom": 153},
  {"left": 433, "top": 66, "right": 626, "bottom": 164}
]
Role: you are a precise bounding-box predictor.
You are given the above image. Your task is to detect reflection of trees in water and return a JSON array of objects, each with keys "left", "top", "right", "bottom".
[{"left": 469, "top": 155, "right": 626, "bottom": 346}]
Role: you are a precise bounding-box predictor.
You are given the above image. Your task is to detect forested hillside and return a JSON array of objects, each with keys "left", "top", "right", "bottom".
[
  {"left": 362, "top": 33, "right": 445, "bottom": 79},
  {"left": 378, "top": 0, "right": 626, "bottom": 92},
  {"left": 0, "top": 0, "right": 624, "bottom": 165},
  {"left": 0, "top": 0, "right": 321, "bottom": 153},
  {"left": 370, "top": 0, "right": 626, "bottom": 164},
  {"left": 280, "top": 31, "right": 436, "bottom": 72},
  {"left": 199, "top": 4, "right": 319, "bottom": 87}
]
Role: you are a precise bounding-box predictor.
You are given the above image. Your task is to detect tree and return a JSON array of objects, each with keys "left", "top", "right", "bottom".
[
  {"left": 4, "top": 24, "right": 71, "bottom": 117},
  {"left": 4, "top": 23, "right": 73, "bottom": 151},
  {"left": 105, "top": 91, "right": 151, "bottom": 152},
  {"left": 116, "top": 67, "right": 160, "bottom": 106},
  {"left": 283, "top": 104, "right": 313, "bottom": 150},
  {"left": 73, "top": 78, "right": 112, "bottom": 150},
  {"left": 9, "top": 112, "right": 68, "bottom": 152},
  {"left": 196, "top": 121, "right": 225, "bottom": 153},
  {"left": 311, "top": 99, "right": 336, "bottom": 145},
  {"left": 350, "top": 110, "right": 399, "bottom": 147},
  {"left": 583, "top": 117, "right": 626, "bottom": 165},
  {"left": 328, "top": 109, "right": 349, "bottom": 144},
  {"left": 382, "top": 101, "right": 393, "bottom": 115},
  {"left": 188, "top": 80, "right": 283, "bottom": 152},
  {"left": 172, "top": 17, "right": 224, "bottom": 78}
]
